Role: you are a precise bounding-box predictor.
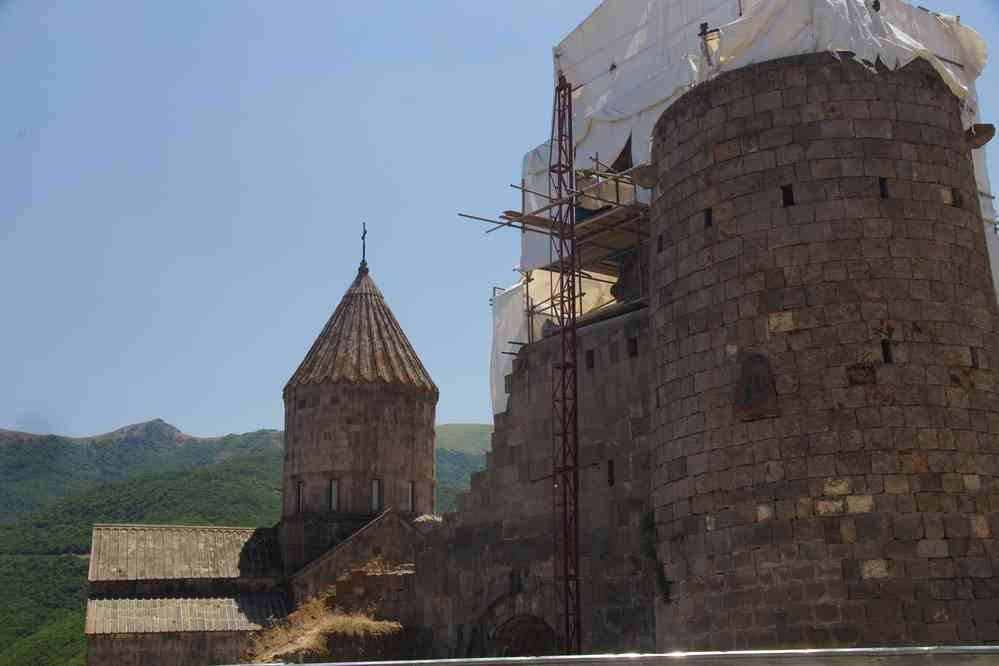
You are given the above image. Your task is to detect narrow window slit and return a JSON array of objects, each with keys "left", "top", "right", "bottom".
[
  {"left": 628, "top": 337, "right": 639, "bottom": 358},
  {"left": 703, "top": 208, "right": 713, "bottom": 228},
  {"left": 952, "top": 188, "right": 964, "bottom": 209},
  {"left": 879, "top": 177, "right": 889, "bottom": 199},
  {"left": 881, "top": 339, "right": 894, "bottom": 364},
  {"left": 657, "top": 234, "right": 664, "bottom": 254},
  {"left": 404, "top": 481, "right": 414, "bottom": 512},
  {"left": 371, "top": 479, "right": 382, "bottom": 512},
  {"left": 607, "top": 459, "right": 616, "bottom": 487},
  {"left": 971, "top": 347, "right": 980, "bottom": 369},
  {"left": 585, "top": 349, "right": 595, "bottom": 370},
  {"left": 781, "top": 184, "right": 795, "bottom": 208}
]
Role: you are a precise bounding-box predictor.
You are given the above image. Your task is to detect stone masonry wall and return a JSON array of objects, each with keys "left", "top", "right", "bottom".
[
  {"left": 290, "top": 511, "right": 422, "bottom": 605},
  {"left": 414, "top": 308, "right": 656, "bottom": 655},
  {"left": 650, "top": 53, "right": 999, "bottom": 650},
  {"left": 86, "top": 631, "right": 251, "bottom": 666},
  {"left": 281, "top": 383, "right": 436, "bottom": 574}
]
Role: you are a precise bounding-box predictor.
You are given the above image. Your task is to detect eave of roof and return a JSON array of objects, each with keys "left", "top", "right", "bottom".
[{"left": 84, "top": 593, "right": 289, "bottom": 635}]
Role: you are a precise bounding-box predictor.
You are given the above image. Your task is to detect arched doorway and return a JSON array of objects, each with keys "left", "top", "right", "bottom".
[{"left": 492, "top": 615, "right": 557, "bottom": 657}]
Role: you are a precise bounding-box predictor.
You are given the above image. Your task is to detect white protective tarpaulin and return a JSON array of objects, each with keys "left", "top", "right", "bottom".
[{"left": 519, "top": 0, "right": 993, "bottom": 272}]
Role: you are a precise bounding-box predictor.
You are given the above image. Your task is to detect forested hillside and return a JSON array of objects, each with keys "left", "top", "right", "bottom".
[
  {"left": 0, "top": 419, "right": 281, "bottom": 523},
  {"left": 434, "top": 423, "right": 492, "bottom": 454}
]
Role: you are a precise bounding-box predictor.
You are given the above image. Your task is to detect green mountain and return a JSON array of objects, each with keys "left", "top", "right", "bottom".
[
  {"left": 0, "top": 419, "right": 282, "bottom": 524},
  {"left": 435, "top": 423, "right": 492, "bottom": 455},
  {"left": 0, "top": 419, "right": 489, "bottom": 666}
]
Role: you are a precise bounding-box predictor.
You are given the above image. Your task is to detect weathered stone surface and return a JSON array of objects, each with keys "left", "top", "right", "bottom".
[
  {"left": 413, "top": 309, "right": 656, "bottom": 654},
  {"left": 651, "top": 54, "right": 999, "bottom": 650},
  {"left": 291, "top": 510, "right": 425, "bottom": 605},
  {"left": 87, "top": 632, "right": 256, "bottom": 666}
]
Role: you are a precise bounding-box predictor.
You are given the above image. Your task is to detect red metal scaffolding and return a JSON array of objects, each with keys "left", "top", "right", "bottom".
[
  {"left": 458, "top": 71, "right": 651, "bottom": 655},
  {"left": 548, "top": 72, "right": 581, "bottom": 654}
]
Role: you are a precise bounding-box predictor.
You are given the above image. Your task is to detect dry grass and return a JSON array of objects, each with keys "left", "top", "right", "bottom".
[{"left": 246, "top": 593, "right": 402, "bottom": 663}]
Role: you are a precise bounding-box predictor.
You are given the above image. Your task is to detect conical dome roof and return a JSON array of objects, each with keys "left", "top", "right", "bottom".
[{"left": 285, "top": 261, "right": 437, "bottom": 395}]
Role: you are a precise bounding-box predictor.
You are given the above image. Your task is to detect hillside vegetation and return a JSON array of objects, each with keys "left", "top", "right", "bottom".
[
  {"left": 435, "top": 423, "right": 492, "bottom": 454},
  {"left": 0, "top": 419, "right": 281, "bottom": 523},
  {"left": 0, "top": 450, "right": 284, "bottom": 557},
  {"left": 0, "top": 419, "right": 488, "bottom": 666}
]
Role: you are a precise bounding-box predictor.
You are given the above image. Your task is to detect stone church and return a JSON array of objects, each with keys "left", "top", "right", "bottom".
[
  {"left": 84, "top": 258, "right": 441, "bottom": 665},
  {"left": 85, "top": 1, "right": 999, "bottom": 661}
]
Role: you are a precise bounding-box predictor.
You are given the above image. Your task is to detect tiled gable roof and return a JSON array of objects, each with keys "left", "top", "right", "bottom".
[
  {"left": 88, "top": 524, "right": 282, "bottom": 582},
  {"left": 84, "top": 594, "right": 288, "bottom": 634},
  {"left": 285, "top": 262, "right": 437, "bottom": 395}
]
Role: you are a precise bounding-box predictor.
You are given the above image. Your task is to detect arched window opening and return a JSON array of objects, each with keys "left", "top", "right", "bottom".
[{"left": 492, "top": 615, "right": 557, "bottom": 657}]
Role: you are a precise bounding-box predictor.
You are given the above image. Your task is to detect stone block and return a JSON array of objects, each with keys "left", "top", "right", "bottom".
[
  {"left": 816, "top": 499, "right": 845, "bottom": 515},
  {"left": 862, "top": 559, "right": 889, "bottom": 579},
  {"left": 971, "top": 515, "right": 991, "bottom": 538},
  {"left": 846, "top": 495, "right": 875, "bottom": 514},
  {"left": 917, "top": 540, "right": 950, "bottom": 558},
  {"left": 823, "top": 478, "right": 852, "bottom": 496}
]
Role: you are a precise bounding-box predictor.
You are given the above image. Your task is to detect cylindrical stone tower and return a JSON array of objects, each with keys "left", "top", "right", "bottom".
[
  {"left": 279, "top": 259, "right": 438, "bottom": 574},
  {"left": 651, "top": 53, "right": 999, "bottom": 649}
]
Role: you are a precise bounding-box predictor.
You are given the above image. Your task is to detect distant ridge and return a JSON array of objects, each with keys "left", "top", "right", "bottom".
[
  {"left": 0, "top": 417, "right": 281, "bottom": 444},
  {"left": 0, "top": 421, "right": 283, "bottom": 523}
]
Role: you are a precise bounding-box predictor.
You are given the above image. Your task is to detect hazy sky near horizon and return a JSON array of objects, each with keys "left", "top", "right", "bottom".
[{"left": 2, "top": 1, "right": 998, "bottom": 437}]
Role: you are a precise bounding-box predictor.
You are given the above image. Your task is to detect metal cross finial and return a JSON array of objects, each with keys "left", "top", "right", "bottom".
[{"left": 358, "top": 222, "right": 370, "bottom": 275}]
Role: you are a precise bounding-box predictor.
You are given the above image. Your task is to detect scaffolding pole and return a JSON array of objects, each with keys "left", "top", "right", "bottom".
[
  {"left": 456, "top": 74, "right": 653, "bottom": 656},
  {"left": 548, "top": 72, "right": 581, "bottom": 655}
]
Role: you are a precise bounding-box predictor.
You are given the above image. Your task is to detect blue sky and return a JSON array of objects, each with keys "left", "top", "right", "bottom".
[{"left": 1, "top": 1, "right": 997, "bottom": 437}]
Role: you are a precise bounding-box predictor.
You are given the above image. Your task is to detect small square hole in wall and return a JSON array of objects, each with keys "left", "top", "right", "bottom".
[
  {"left": 657, "top": 234, "right": 664, "bottom": 254},
  {"left": 952, "top": 188, "right": 964, "bottom": 208},
  {"left": 781, "top": 184, "right": 795, "bottom": 207},
  {"left": 585, "top": 349, "right": 595, "bottom": 370},
  {"left": 881, "top": 339, "right": 894, "bottom": 364},
  {"left": 627, "top": 337, "right": 639, "bottom": 358},
  {"left": 703, "top": 208, "right": 713, "bottom": 228}
]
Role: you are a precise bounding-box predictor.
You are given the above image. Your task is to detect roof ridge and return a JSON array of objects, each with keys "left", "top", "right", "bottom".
[
  {"left": 92, "top": 523, "right": 269, "bottom": 531},
  {"left": 89, "top": 593, "right": 284, "bottom": 601}
]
